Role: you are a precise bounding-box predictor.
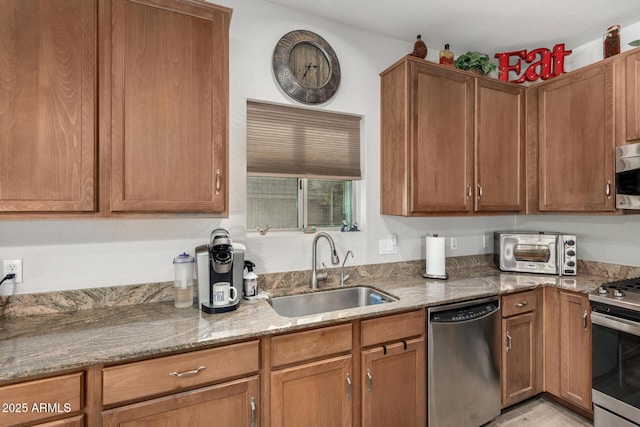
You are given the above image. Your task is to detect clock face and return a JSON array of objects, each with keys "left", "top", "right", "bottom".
[
  {"left": 273, "top": 30, "right": 341, "bottom": 104},
  {"left": 289, "top": 42, "right": 331, "bottom": 89}
]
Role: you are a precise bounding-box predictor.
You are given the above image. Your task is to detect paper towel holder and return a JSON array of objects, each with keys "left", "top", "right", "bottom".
[{"left": 422, "top": 233, "right": 448, "bottom": 280}]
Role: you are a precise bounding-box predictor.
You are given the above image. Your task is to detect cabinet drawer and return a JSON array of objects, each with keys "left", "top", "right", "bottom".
[
  {"left": 0, "top": 372, "right": 83, "bottom": 427},
  {"left": 360, "top": 310, "right": 425, "bottom": 348},
  {"left": 502, "top": 290, "right": 537, "bottom": 317},
  {"left": 271, "top": 323, "right": 352, "bottom": 368},
  {"left": 103, "top": 340, "right": 259, "bottom": 406}
]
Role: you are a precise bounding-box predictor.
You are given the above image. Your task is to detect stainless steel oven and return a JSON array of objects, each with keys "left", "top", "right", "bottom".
[{"left": 591, "top": 279, "right": 640, "bottom": 426}]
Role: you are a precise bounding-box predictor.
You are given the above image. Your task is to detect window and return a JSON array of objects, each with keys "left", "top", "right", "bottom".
[{"left": 246, "top": 101, "right": 361, "bottom": 231}]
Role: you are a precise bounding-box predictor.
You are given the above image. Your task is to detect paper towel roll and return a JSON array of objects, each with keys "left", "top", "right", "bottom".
[{"left": 425, "top": 235, "right": 447, "bottom": 278}]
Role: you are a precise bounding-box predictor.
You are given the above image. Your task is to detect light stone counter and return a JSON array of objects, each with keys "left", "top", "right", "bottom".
[{"left": 0, "top": 266, "right": 607, "bottom": 383}]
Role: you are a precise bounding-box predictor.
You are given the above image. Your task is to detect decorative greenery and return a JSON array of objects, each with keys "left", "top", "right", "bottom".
[
  {"left": 453, "top": 51, "right": 498, "bottom": 75},
  {"left": 630, "top": 40, "right": 640, "bottom": 47}
]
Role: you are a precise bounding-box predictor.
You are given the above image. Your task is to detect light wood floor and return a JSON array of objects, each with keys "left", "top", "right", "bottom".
[{"left": 485, "top": 397, "right": 592, "bottom": 426}]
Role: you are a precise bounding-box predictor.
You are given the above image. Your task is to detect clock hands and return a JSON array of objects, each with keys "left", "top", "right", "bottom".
[{"left": 302, "top": 63, "right": 319, "bottom": 79}]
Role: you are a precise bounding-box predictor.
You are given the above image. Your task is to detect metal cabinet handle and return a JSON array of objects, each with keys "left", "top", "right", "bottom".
[
  {"left": 466, "top": 185, "right": 472, "bottom": 200},
  {"left": 515, "top": 301, "right": 528, "bottom": 308},
  {"left": 583, "top": 310, "right": 588, "bottom": 331},
  {"left": 366, "top": 368, "right": 373, "bottom": 394},
  {"left": 169, "top": 365, "right": 206, "bottom": 378},
  {"left": 346, "top": 373, "right": 352, "bottom": 401},
  {"left": 506, "top": 331, "right": 512, "bottom": 352},
  {"left": 250, "top": 397, "right": 256, "bottom": 427},
  {"left": 215, "top": 169, "right": 222, "bottom": 195},
  {"left": 606, "top": 180, "right": 611, "bottom": 199},
  {"left": 477, "top": 183, "right": 483, "bottom": 199}
]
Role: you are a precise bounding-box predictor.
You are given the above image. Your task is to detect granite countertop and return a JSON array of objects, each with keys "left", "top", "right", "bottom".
[{"left": 0, "top": 266, "right": 606, "bottom": 383}]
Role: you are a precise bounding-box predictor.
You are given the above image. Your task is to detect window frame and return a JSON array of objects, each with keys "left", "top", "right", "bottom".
[{"left": 246, "top": 176, "right": 360, "bottom": 232}]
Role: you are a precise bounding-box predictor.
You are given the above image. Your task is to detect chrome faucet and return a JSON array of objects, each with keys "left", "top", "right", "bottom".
[
  {"left": 311, "top": 232, "right": 340, "bottom": 289},
  {"left": 341, "top": 250, "right": 354, "bottom": 285}
]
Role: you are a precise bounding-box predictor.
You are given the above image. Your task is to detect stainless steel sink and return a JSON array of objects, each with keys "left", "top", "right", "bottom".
[{"left": 268, "top": 286, "right": 397, "bottom": 318}]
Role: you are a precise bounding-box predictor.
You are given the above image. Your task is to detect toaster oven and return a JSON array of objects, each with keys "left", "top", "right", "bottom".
[{"left": 494, "top": 231, "right": 577, "bottom": 276}]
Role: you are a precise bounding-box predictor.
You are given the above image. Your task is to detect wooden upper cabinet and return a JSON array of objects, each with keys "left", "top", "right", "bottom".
[
  {"left": 380, "top": 56, "right": 525, "bottom": 216},
  {"left": 475, "top": 80, "right": 526, "bottom": 212},
  {"left": 109, "top": 0, "right": 230, "bottom": 213},
  {"left": 0, "top": 0, "right": 96, "bottom": 213},
  {"left": 626, "top": 49, "right": 640, "bottom": 141},
  {"left": 538, "top": 63, "right": 615, "bottom": 212},
  {"left": 410, "top": 62, "right": 474, "bottom": 213},
  {"left": 380, "top": 57, "right": 473, "bottom": 215}
]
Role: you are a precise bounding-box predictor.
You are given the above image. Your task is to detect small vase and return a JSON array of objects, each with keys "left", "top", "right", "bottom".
[{"left": 410, "top": 35, "right": 428, "bottom": 59}]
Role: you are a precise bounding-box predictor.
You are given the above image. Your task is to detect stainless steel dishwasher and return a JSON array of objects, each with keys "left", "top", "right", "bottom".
[{"left": 427, "top": 296, "right": 501, "bottom": 427}]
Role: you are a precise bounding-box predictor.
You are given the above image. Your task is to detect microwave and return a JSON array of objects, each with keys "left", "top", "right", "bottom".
[
  {"left": 616, "top": 142, "right": 640, "bottom": 209},
  {"left": 494, "top": 231, "right": 577, "bottom": 276}
]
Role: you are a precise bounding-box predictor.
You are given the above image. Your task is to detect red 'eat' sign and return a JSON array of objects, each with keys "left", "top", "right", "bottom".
[{"left": 494, "top": 44, "right": 572, "bottom": 83}]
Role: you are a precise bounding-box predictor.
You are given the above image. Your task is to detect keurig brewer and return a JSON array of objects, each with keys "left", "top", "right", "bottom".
[{"left": 195, "top": 228, "right": 244, "bottom": 313}]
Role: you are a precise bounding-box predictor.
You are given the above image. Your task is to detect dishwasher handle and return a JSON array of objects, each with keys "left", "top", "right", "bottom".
[{"left": 429, "top": 299, "right": 500, "bottom": 324}]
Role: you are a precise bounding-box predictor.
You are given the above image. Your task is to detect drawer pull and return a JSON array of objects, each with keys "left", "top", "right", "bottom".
[
  {"left": 169, "top": 365, "right": 206, "bottom": 378},
  {"left": 515, "top": 301, "right": 528, "bottom": 308}
]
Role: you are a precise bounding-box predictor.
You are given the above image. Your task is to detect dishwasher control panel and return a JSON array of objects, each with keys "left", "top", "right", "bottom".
[{"left": 430, "top": 301, "right": 500, "bottom": 323}]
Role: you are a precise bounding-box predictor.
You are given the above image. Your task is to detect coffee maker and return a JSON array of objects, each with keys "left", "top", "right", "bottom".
[{"left": 195, "top": 228, "right": 244, "bottom": 313}]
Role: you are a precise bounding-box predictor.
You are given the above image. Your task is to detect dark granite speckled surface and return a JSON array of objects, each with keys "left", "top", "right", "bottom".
[{"left": 0, "top": 255, "right": 614, "bottom": 382}]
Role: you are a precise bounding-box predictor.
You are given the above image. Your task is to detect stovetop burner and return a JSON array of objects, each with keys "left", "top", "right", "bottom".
[
  {"left": 603, "top": 277, "right": 640, "bottom": 292},
  {"left": 590, "top": 277, "right": 640, "bottom": 311}
]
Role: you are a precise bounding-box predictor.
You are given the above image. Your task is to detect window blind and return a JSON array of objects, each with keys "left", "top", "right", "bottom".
[{"left": 247, "top": 100, "right": 361, "bottom": 179}]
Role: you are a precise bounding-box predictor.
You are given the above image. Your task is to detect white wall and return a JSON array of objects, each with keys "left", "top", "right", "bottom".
[{"left": 0, "top": 0, "right": 513, "bottom": 296}]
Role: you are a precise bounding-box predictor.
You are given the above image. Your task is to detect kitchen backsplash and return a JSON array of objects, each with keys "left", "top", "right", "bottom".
[{"left": 0, "top": 255, "right": 633, "bottom": 318}]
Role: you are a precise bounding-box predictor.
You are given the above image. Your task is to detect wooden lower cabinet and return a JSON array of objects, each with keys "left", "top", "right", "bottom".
[
  {"left": 270, "top": 355, "right": 352, "bottom": 427},
  {"left": 102, "top": 376, "right": 259, "bottom": 427},
  {"left": 544, "top": 287, "right": 592, "bottom": 412},
  {"left": 502, "top": 312, "right": 537, "bottom": 406},
  {"left": 559, "top": 291, "right": 592, "bottom": 410},
  {"left": 501, "top": 290, "right": 542, "bottom": 407},
  {"left": 361, "top": 338, "right": 425, "bottom": 427}
]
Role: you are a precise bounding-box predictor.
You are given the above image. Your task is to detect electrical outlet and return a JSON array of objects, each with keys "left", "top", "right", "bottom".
[
  {"left": 3, "top": 259, "right": 22, "bottom": 284},
  {"left": 379, "top": 239, "right": 398, "bottom": 255},
  {"left": 450, "top": 237, "right": 458, "bottom": 250}
]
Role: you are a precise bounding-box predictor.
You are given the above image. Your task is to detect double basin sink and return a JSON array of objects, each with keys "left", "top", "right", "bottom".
[{"left": 268, "top": 286, "right": 397, "bottom": 318}]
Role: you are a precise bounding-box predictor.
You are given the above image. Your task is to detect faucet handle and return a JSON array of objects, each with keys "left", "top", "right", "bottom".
[{"left": 317, "top": 262, "right": 328, "bottom": 282}]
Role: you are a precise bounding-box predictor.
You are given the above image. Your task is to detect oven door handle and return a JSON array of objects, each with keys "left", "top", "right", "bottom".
[{"left": 591, "top": 311, "right": 640, "bottom": 336}]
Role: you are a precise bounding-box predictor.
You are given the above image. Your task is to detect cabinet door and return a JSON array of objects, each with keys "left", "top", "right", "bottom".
[
  {"left": 271, "top": 355, "right": 352, "bottom": 427},
  {"left": 538, "top": 63, "right": 615, "bottom": 212},
  {"left": 410, "top": 62, "right": 474, "bottom": 213},
  {"left": 502, "top": 313, "right": 536, "bottom": 406},
  {"left": 0, "top": 0, "right": 96, "bottom": 212},
  {"left": 110, "top": 0, "right": 229, "bottom": 213},
  {"left": 626, "top": 50, "right": 640, "bottom": 141},
  {"left": 560, "top": 291, "right": 592, "bottom": 411},
  {"left": 361, "top": 338, "right": 425, "bottom": 427},
  {"left": 476, "top": 80, "right": 525, "bottom": 212},
  {"left": 102, "top": 376, "right": 259, "bottom": 427}
]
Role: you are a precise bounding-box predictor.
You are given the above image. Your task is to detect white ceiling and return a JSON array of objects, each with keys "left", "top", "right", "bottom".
[{"left": 267, "top": 0, "right": 640, "bottom": 55}]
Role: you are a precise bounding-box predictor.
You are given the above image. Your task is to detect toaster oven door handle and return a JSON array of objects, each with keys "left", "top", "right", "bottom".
[{"left": 591, "top": 311, "right": 640, "bottom": 337}]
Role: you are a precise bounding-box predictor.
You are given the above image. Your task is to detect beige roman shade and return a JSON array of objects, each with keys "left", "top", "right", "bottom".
[{"left": 247, "top": 100, "right": 361, "bottom": 179}]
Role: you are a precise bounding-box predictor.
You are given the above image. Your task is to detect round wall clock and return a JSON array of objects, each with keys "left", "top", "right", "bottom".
[{"left": 272, "top": 30, "right": 341, "bottom": 104}]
